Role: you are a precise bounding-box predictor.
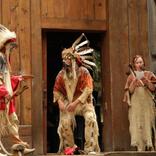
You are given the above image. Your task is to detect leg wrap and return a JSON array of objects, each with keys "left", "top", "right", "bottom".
[
  {"left": 57, "top": 114, "right": 75, "bottom": 153},
  {"left": 84, "top": 111, "right": 100, "bottom": 153}
]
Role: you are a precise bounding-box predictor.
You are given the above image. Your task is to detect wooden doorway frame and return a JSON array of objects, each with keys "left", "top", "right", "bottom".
[{"left": 41, "top": 30, "right": 106, "bottom": 154}]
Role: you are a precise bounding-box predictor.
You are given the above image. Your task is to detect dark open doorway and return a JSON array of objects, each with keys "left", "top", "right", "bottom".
[{"left": 45, "top": 31, "right": 104, "bottom": 153}]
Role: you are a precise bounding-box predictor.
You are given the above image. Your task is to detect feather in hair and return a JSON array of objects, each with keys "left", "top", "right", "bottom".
[
  {"left": 83, "top": 60, "right": 96, "bottom": 67},
  {"left": 72, "top": 33, "right": 84, "bottom": 48},
  {"left": 75, "top": 40, "right": 89, "bottom": 50},
  {"left": 78, "top": 48, "right": 94, "bottom": 56}
]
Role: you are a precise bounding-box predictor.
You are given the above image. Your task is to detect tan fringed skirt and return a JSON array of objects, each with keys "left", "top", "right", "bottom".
[{"left": 129, "top": 87, "right": 155, "bottom": 150}]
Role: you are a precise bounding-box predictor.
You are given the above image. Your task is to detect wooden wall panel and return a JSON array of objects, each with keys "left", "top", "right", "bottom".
[
  {"left": 108, "top": 0, "right": 130, "bottom": 150},
  {"left": 1, "top": 0, "right": 32, "bottom": 148},
  {"left": 9, "top": 0, "right": 21, "bottom": 122},
  {"left": 104, "top": 0, "right": 149, "bottom": 151},
  {"left": 42, "top": 0, "right": 65, "bottom": 18},
  {"left": 1, "top": 0, "right": 11, "bottom": 25},
  {"left": 64, "top": 0, "right": 86, "bottom": 19},
  {"left": 127, "top": 0, "right": 139, "bottom": 58},
  {"left": 80, "top": 0, "right": 94, "bottom": 20},
  {"left": 18, "top": 0, "right": 31, "bottom": 125},
  {"left": 31, "top": 0, "right": 44, "bottom": 154},
  {"left": 102, "top": 33, "right": 113, "bottom": 151},
  {"left": 1, "top": 0, "right": 32, "bottom": 125},
  {"left": 41, "top": 0, "right": 107, "bottom": 30},
  {"left": 0, "top": 0, "right": 150, "bottom": 153},
  {"left": 48, "top": 0, "right": 64, "bottom": 18},
  {"left": 41, "top": 0, "right": 106, "bottom": 21},
  {"left": 95, "top": 0, "right": 106, "bottom": 20},
  {"left": 41, "top": 0, "right": 48, "bottom": 17},
  {"left": 128, "top": 0, "right": 149, "bottom": 66},
  {"left": 137, "top": 0, "right": 149, "bottom": 65},
  {"left": 42, "top": 18, "right": 107, "bottom": 30}
]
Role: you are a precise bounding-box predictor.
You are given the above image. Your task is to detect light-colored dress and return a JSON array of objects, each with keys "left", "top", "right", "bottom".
[{"left": 124, "top": 71, "right": 156, "bottom": 151}]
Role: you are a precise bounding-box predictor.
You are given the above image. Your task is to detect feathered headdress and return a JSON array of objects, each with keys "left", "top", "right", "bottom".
[
  {"left": 62, "top": 33, "right": 96, "bottom": 71},
  {"left": 0, "top": 24, "right": 16, "bottom": 50}
]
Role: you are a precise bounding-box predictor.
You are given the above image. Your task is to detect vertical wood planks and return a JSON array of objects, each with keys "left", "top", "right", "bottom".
[
  {"left": 2, "top": 0, "right": 11, "bottom": 26},
  {"left": 18, "top": 0, "right": 31, "bottom": 125},
  {"left": 41, "top": 0, "right": 106, "bottom": 21},
  {"left": 128, "top": 0, "right": 149, "bottom": 65},
  {"left": 137, "top": 0, "right": 149, "bottom": 66},
  {"left": 64, "top": 0, "right": 81, "bottom": 19},
  {"left": 127, "top": 0, "right": 140, "bottom": 58},
  {"left": 41, "top": 0, "right": 48, "bottom": 17},
  {"left": 95, "top": 0, "right": 106, "bottom": 20},
  {"left": 31, "top": 0, "right": 43, "bottom": 154},
  {"left": 10, "top": 0, "right": 21, "bottom": 122},
  {"left": 103, "top": 0, "right": 130, "bottom": 151}
]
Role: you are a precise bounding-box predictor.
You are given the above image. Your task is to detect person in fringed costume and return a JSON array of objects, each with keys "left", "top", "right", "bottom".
[
  {"left": 53, "top": 33, "right": 100, "bottom": 154},
  {"left": 123, "top": 55, "right": 156, "bottom": 151},
  {"left": 0, "top": 24, "right": 35, "bottom": 154}
]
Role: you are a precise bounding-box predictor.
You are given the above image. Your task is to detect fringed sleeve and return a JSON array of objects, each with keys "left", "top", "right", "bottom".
[
  {"left": 123, "top": 75, "right": 133, "bottom": 106},
  {"left": 77, "top": 67, "right": 93, "bottom": 104},
  {"left": 11, "top": 75, "right": 23, "bottom": 91},
  {"left": 144, "top": 71, "right": 156, "bottom": 91},
  {"left": 53, "top": 70, "right": 66, "bottom": 103}
]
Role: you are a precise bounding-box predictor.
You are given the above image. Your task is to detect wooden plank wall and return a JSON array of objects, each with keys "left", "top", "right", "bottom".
[
  {"left": 0, "top": 0, "right": 107, "bottom": 154},
  {"left": 0, "top": 0, "right": 32, "bottom": 125},
  {"left": 103, "top": 0, "right": 149, "bottom": 151},
  {"left": 41, "top": 0, "right": 106, "bottom": 30},
  {"left": 0, "top": 0, "right": 32, "bottom": 147},
  {"left": 0, "top": 0, "right": 150, "bottom": 153},
  {"left": 30, "top": 0, "right": 43, "bottom": 154},
  {"left": 32, "top": 0, "right": 107, "bottom": 154}
]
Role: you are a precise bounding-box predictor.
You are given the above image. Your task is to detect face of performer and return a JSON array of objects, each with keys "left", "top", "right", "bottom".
[
  {"left": 134, "top": 56, "right": 144, "bottom": 71},
  {"left": 62, "top": 48, "right": 73, "bottom": 69},
  {"left": 63, "top": 56, "right": 72, "bottom": 66}
]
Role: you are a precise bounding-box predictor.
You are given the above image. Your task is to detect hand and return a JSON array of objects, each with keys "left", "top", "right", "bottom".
[
  {"left": 66, "top": 101, "right": 78, "bottom": 112},
  {"left": 132, "top": 78, "right": 144, "bottom": 87},
  {"left": 5, "top": 94, "right": 12, "bottom": 103},
  {"left": 129, "top": 78, "right": 137, "bottom": 93},
  {"left": 131, "top": 77, "right": 138, "bottom": 86},
  {"left": 58, "top": 100, "right": 65, "bottom": 112},
  {"left": 140, "top": 77, "right": 149, "bottom": 85}
]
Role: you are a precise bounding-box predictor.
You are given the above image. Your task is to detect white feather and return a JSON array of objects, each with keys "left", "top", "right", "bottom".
[
  {"left": 75, "top": 40, "right": 89, "bottom": 50},
  {"left": 83, "top": 60, "right": 96, "bottom": 67},
  {"left": 81, "top": 55, "right": 94, "bottom": 60},
  {"left": 78, "top": 48, "right": 94, "bottom": 56},
  {"left": 0, "top": 24, "right": 16, "bottom": 49},
  {"left": 82, "top": 63, "right": 93, "bottom": 70},
  {"left": 72, "top": 33, "right": 84, "bottom": 48}
]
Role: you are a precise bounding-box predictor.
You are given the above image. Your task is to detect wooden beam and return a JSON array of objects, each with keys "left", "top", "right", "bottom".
[
  {"left": 137, "top": 0, "right": 149, "bottom": 66},
  {"left": 127, "top": 0, "right": 149, "bottom": 65},
  {"left": 41, "top": 18, "right": 106, "bottom": 31},
  {"left": 104, "top": 0, "right": 130, "bottom": 151},
  {"left": 31, "top": 0, "right": 44, "bottom": 154}
]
